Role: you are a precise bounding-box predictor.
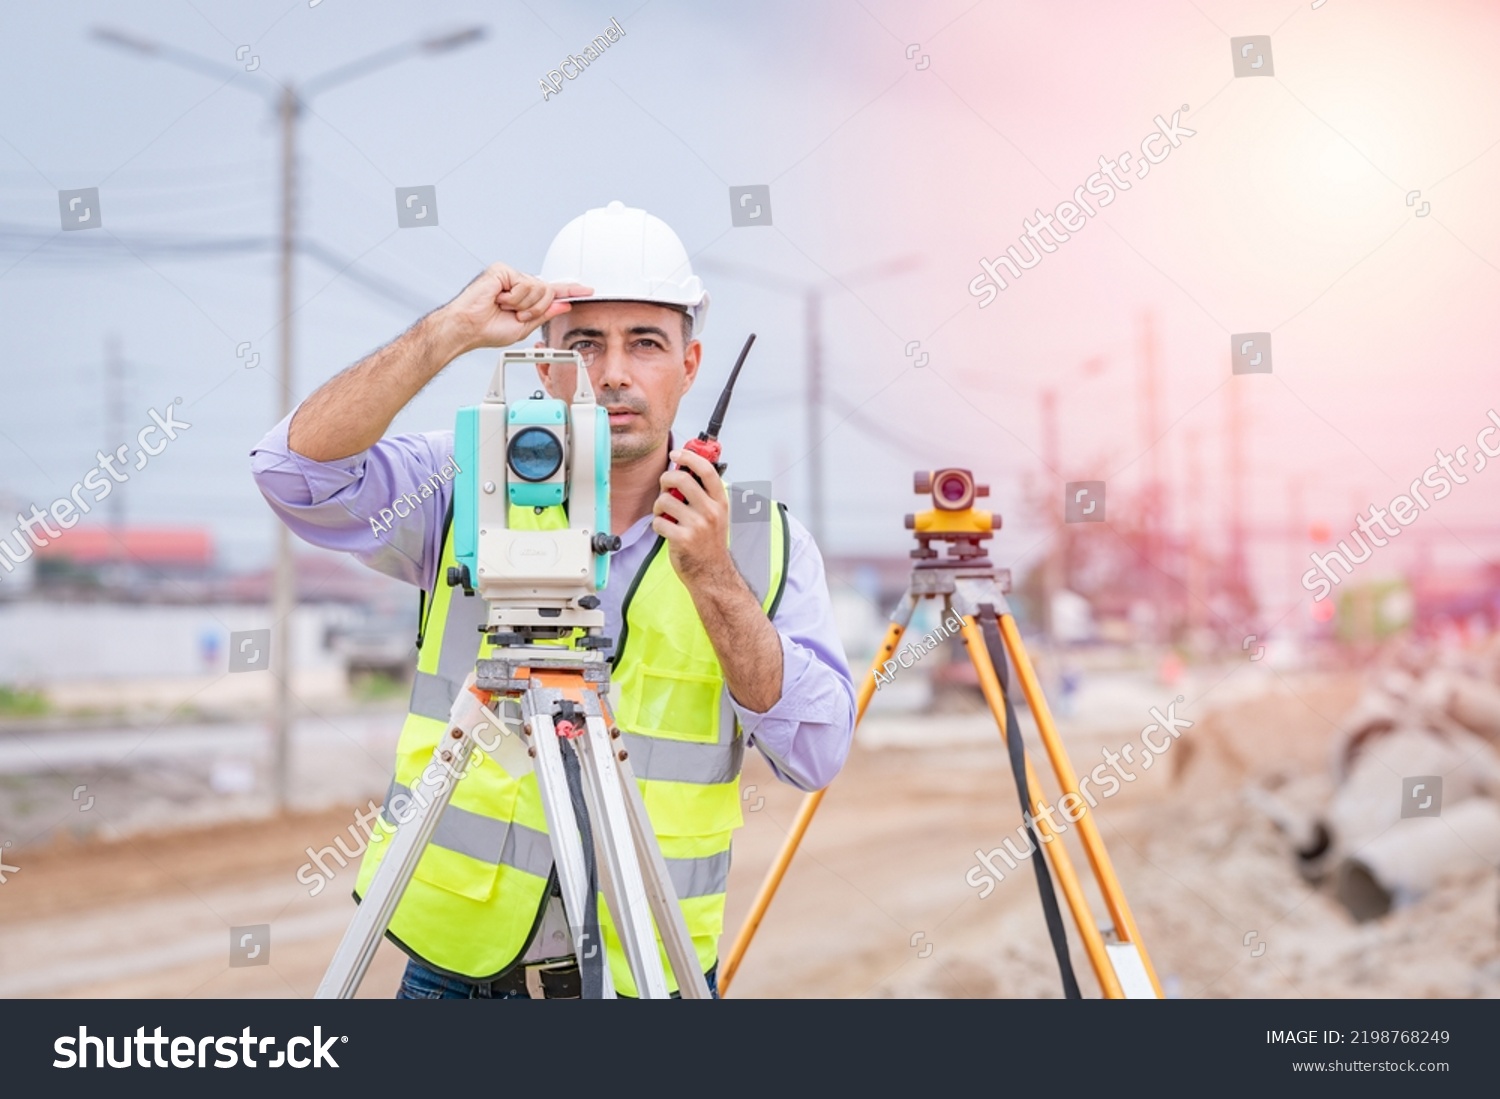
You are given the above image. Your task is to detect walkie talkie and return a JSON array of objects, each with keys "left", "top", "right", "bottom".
[{"left": 667, "top": 333, "right": 756, "bottom": 513}]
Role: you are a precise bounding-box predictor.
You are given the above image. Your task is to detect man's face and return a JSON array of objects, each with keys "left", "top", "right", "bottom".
[{"left": 537, "top": 301, "right": 701, "bottom": 464}]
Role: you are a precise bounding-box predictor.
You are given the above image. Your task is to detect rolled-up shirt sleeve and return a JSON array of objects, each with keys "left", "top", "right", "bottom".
[
  {"left": 248, "top": 408, "right": 455, "bottom": 590},
  {"left": 730, "top": 512, "right": 856, "bottom": 792}
]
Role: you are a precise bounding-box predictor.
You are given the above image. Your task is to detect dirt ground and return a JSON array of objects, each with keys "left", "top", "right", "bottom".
[{"left": 2, "top": 671, "right": 1497, "bottom": 998}]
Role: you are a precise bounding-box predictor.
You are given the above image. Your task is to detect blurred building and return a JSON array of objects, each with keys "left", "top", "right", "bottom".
[
  {"left": 2, "top": 523, "right": 415, "bottom": 689},
  {"left": 1412, "top": 562, "right": 1500, "bottom": 639},
  {"left": 29, "top": 525, "right": 213, "bottom": 599}
]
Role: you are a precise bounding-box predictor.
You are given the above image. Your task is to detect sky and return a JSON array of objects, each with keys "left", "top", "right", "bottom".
[{"left": 3, "top": 0, "right": 1500, "bottom": 628}]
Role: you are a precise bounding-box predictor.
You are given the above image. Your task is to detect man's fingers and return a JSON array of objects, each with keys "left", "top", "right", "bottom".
[
  {"left": 508, "top": 278, "right": 543, "bottom": 308},
  {"left": 484, "top": 262, "right": 520, "bottom": 290},
  {"left": 651, "top": 514, "right": 683, "bottom": 540},
  {"left": 671, "top": 447, "right": 717, "bottom": 480},
  {"left": 500, "top": 289, "right": 547, "bottom": 330},
  {"left": 497, "top": 274, "right": 544, "bottom": 308},
  {"left": 659, "top": 469, "right": 714, "bottom": 511},
  {"left": 488, "top": 275, "right": 589, "bottom": 322},
  {"left": 652, "top": 491, "right": 691, "bottom": 524},
  {"left": 515, "top": 282, "right": 554, "bottom": 323},
  {"left": 669, "top": 449, "right": 725, "bottom": 502}
]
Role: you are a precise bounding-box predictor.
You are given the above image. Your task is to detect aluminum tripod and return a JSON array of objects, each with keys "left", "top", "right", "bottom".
[{"left": 316, "top": 646, "right": 710, "bottom": 999}]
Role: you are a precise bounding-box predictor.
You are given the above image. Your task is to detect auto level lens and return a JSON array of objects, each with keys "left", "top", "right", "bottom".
[
  {"left": 934, "top": 470, "right": 975, "bottom": 510},
  {"left": 508, "top": 427, "right": 563, "bottom": 482}
]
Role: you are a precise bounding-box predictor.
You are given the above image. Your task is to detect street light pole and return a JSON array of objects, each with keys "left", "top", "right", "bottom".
[
  {"left": 1036, "top": 356, "right": 1107, "bottom": 647},
  {"left": 270, "top": 82, "right": 298, "bottom": 809},
  {"left": 93, "top": 24, "right": 486, "bottom": 813},
  {"left": 804, "top": 288, "right": 823, "bottom": 545}
]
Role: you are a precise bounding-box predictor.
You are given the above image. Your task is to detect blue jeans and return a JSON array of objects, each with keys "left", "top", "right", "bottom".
[{"left": 396, "top": 958, "right": 720, "bottom": 999}]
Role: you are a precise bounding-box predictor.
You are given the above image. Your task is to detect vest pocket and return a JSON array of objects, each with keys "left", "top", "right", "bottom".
[
  {"left": 401, "top": 758, "right": 520, "bottom": 902},
  {"left": 412, "top": 845, "right": 503, "bottom": 902},
  {"left": 621, "top": 663, "right": 722, "bottom": 745}
]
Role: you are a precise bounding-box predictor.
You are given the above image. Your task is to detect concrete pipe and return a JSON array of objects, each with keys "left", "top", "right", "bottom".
[{"left": 1334, "top": 797, "right": 1500, "bottom": 922}]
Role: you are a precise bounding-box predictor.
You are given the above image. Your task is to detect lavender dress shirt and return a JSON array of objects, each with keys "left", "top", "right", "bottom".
[{"left": 250, "top": 410, "right": 855, "bottom": 791}]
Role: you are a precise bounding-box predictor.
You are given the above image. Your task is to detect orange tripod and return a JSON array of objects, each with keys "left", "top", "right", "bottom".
[{"left": 720, "top": 468, "right": 1161, "bottom": 998}]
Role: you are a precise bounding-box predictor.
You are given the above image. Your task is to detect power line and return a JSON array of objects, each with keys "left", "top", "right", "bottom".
[
  {"left": 299, "top": 239, "right": 435, "bottom": 314},
  {"left": 0, "top": 222, "right": 271, "bottom": 257},
  {"left": 0, "top": 223, "right": 437, "bottom": 316}
]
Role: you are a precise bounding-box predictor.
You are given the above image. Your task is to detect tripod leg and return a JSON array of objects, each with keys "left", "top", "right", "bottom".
[
  {"left": 614, "top": 743, "right": 713, "bottom": 999},
  {"left": 573, "top": 701, "right": 673, "bottom": 998},
  {"left": 525, "top": 687, "right": 617, "bottom": 998},
  {"left": 958, "top": 612, "right": 1115, "bottom": 998},
  {"left": 719, "top": 592, "right": 920, "bottom": 995},
  {"left": 316, "top": 677, "right": 489, "bottom": 999},
  {"left": 994, "top": 613, "right": 1163, "bottom": 997}
]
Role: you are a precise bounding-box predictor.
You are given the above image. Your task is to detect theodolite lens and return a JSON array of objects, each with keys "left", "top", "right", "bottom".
[{"left": 508, "top": 427, "right": 564, "bottom": 482}]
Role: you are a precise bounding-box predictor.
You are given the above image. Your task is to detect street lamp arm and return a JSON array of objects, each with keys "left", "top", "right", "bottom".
[
  {"left": 698, "top": 254, "right": 922, "bottom": 296},
  {"left": 695, "top": 257, "right": 800, "bottom": 297},
  {"left": 833, "top": 254, "right": 922, "bottom": 290},
  {"left": 300, "top": 25, "right": 486, "bottom": 99},
  {"left": 91, "top": 26, "right": 275, "bottom": 100}
]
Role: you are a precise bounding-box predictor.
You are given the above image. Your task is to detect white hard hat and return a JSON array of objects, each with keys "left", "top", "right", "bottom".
[{"left": 539, "top": 200, "right": 710, "bottom": 336}]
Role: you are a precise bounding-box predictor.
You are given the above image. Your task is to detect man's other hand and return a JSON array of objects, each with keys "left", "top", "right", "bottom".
[
  {"left": 440, "top": 263, "right": 592, "bottom": 353},
  {"left": 654, "top": 447, "right": 737, "bottom": 587}
]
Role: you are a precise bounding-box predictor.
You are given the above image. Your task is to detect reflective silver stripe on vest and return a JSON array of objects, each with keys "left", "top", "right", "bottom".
[
  {"left": 410, "top": 670, "right": 457, "bottom": 722},
  {"left": 728, "top": 485, "right": 773, "bottom": 607},
  {"left": 723, "top": 486, "right": 781, "bottom": 759},
  {"left": 407, "top": 577, "right": 490, "bottom": 721},
  {"left": 382, "top": 781, "right": 553, "bottom": 878},
  {"left": 665, "top": 850, "right": 731, "bottom": 899},
  {"left": 620, "top": 730, "right": 742, "bottom": 786}
]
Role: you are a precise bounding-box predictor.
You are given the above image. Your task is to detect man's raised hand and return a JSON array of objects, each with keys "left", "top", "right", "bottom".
[{"left": 442, "top": 263, "right": 592, "bottom": 353}]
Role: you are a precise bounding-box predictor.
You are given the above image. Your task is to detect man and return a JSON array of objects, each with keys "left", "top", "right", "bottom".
[{"left": 251, "top": 201, "right": 856, "bottom": 998}]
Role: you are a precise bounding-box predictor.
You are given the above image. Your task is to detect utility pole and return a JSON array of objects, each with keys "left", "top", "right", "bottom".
[
  {"left": 1138, "top": 311, "right": 1167, "bottom": 641},
  {"left": 1034, "top": 358, "right": 1108, "bottom": 644},
  {"left": 804, "top": 289, "right": 823, "bottom": 546},
  {"left": 695, "top": 255, "right": 919, "bottom": 553},
  {"left": 93, "top": 23, "right": 486, "bottom": 814},
  {"left": 1040, "top": 386, "right": 1060, "bottom": 641},
  {"left": 1184, "top": 430, "right": 1203, "bottom": 649},
  {"left": 105, "top": 334, "right": 126, "bottom": 539},
  {"left": 1288, "top": 476, "right": 1304, "bottom": 645},
  {"left": 269, "top": 83, "right": 299, "bottom": 811},
  {"left": 1226, "top": 376, "right": 1249, "bottom": 620}
]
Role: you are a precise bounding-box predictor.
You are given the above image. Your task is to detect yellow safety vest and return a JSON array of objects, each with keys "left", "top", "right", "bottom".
[{"left": 354, "top": 483, "right": 789, "bottom": 995}]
